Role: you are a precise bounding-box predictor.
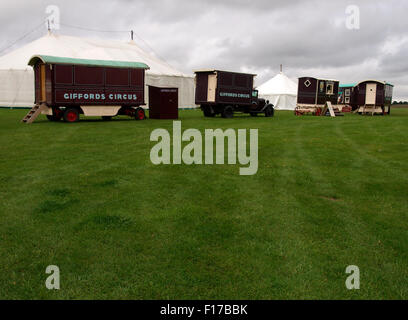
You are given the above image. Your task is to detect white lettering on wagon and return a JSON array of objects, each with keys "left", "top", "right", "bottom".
[
  {"left": 220, "top": 92, "right": 250, "bottom": 99},
  {"left": 62, "top": 93, "right": 138, "bottom": 100}
]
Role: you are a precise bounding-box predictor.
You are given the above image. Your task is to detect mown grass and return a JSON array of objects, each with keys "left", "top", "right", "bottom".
[{"left": 0, "top": 108, "right": 407, "bottom": 300}]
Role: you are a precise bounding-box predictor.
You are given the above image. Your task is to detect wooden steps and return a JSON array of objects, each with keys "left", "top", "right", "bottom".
[
  {"left": 21, "top": 104, "right": 47, "bottom": 124},
  {"left": 325, "top": 107, "right": 344, "bottom": 117},
  {"left": 322, "top": 102, "right": 344, "bottom": 117}
]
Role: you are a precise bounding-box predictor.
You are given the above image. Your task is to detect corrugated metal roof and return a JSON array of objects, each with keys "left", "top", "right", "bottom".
[{"left": 28, "top": 55, "right": 150, "bottom": 69}]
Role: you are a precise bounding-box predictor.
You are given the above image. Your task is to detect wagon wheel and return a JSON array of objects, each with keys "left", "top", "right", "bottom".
[
  {"left": 265, "top": 106, "right": 274, "bottom": 117},
  {"left": 135, "top": 107, "right": 146, "bottom": 120},
  {"left": 63, "top": 108, "right": 80, "bottom": 123},
  {"left": 222, "top": 106, "right": 234, "bottom": 118},
  {"left": 203, "top": 106, "right": 215, "bottom": 117}
]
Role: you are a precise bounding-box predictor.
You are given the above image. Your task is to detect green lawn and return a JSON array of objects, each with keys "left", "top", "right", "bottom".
[{"left": 0, "top": 108, "right": 407, "bottom": 300}]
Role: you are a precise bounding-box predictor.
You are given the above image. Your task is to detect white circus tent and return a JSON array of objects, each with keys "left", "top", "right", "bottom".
[
  {"left": 0, "top": 33, "right": 195, "bottom": 108},
  {"left": 257, "top": 72, "right": 298, "bottom": 110}
]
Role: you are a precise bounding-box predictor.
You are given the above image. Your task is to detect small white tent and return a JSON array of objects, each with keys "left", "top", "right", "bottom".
[
  {"left": 257, "top": 72, "right": 298, "bottom": 110},
  {"left": 0, "top": 33, "right": 195, "bottom": 108}
]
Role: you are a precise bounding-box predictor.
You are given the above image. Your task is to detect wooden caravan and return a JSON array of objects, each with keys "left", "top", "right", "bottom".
[
  {"left": 338, "top": 83, "right": 357, "bottom": 113},
  {"left": 295, "top": 77, "right": 342, "bottom": 116},
  {"left": 338, "top": 83, "right": 357, "bottom": 105},
  {"left": 352, "top": 80, "right": 393, "bottom": 115},
  {"left": 23, "top": 55, "right": 150, "bottom": 123}
]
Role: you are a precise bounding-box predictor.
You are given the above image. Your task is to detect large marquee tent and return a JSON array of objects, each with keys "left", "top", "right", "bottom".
[
  {"left": 0, "top": 33, "right": 195, "bottom": 109},
  {"left": 257, "top": 72, "right": 298, "bottom": 110}
]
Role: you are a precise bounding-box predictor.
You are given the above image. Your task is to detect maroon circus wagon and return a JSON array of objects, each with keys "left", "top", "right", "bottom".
[
  {"left": 295, "top": 77, "right": 342, "bottom": 116},
  {"left": 22, "top": 55, "right": 150, "bottom": 123},
  {"left": 351, "top": 80, "right": 394, "bottom": 115}
]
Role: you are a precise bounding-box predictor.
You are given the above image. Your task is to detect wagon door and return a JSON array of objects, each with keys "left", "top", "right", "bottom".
[
  {"left": 207, "top": 74, "right": 217, "bottom": 102},
  {"left": 39, "top": 64, "right": 46, "bottom": 102},
  {"left": 366, "top": 84, "right": 377, "bottom": 105}
]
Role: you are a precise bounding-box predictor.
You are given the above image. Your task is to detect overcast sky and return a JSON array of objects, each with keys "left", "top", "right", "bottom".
[{"left": 1, "top": 0, "right": 407, "bottom": 100}]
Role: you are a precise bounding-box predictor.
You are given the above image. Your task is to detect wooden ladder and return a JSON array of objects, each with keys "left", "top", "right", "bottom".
[
  {"left": 322, "top": 101, "right": 337, "bottom": 117},
  {"left": 21, "top": 103, "right": 47, "bottom": 124}
]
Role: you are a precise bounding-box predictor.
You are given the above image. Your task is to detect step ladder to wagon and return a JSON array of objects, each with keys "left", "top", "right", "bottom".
[
  {"left": 21, "top": 103, "right": 47, "bottom": 124},
  {"left": 321, "top": 102, "right": 344, "bottom": 117}
]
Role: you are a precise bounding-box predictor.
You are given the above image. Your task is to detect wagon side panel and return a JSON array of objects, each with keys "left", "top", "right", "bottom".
[
  {"left": 105, "top": 67, "right": 144, "bottom": 106},
  {"left": 215, "top": 71, "right": 253, "bottom": 106},
  {"left": 297, "top": 77, "right": 318, "bottom": 105}
]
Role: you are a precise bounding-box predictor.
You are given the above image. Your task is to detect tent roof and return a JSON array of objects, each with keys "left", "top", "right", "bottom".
[
  {"left": 0, "top": 33, "right": 189, "bottom": 77},
  {"left": 257, "top": 72, "right": 297, "bottom": 96},
  {"left": 28, "top": 55, "right": 149, "bottom": 69}
]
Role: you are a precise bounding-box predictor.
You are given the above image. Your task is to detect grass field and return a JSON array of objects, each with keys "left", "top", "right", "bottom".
[{"left": 0, "top": 108, "right": 407, "bottom": 300}]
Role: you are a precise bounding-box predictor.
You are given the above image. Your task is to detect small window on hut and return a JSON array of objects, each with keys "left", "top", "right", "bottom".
[
  {"left": 345, "top": 97, "right": 350, "bottom": 104},
  {"left": 320, "top": 82, "right": 325, "bottom": 93},
  {"left": 326, "top": 83, "right": 334, "bottom": 95},
  {"left": 345, "top": 89, "right": 351, "bottom": 96}
]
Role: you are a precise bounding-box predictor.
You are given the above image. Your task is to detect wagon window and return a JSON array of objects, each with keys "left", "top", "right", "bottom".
[
  {"left": 326, "top": 83, "right": 334, "bottom": 95},
  {"left": 319, "top": 81, "right": 325, "bottom": 93},
  {"left": 385, "top": 85, "right": 393, "bottom": 98},
  {"left": 345, "top": 89, "right": 351, "bottom": 96}
]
